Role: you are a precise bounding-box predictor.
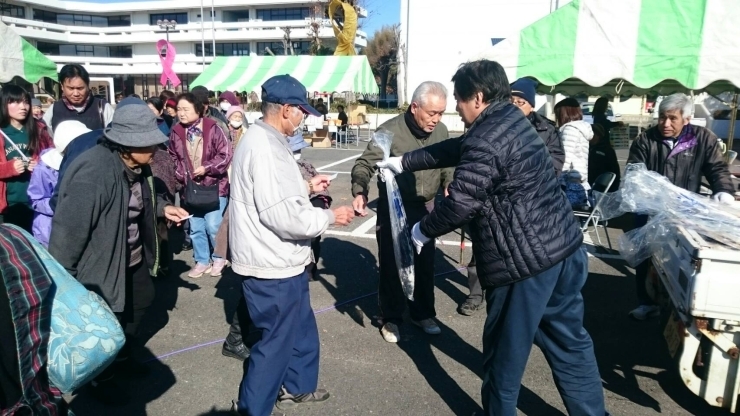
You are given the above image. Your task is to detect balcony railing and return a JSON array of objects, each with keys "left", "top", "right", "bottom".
[{"left": 0, "top": 16, "right": 368, "bottom": 45}]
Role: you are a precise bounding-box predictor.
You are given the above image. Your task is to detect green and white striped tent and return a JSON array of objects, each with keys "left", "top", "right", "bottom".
[
  {"left": 477, "top": 0, "right": 740, "bottom": 96},
  {"left": 0, "top": 21, "right": 57, "bottom": 83},
  {"left": 191, "top": 56, "right": 378, "bottom": 95}
]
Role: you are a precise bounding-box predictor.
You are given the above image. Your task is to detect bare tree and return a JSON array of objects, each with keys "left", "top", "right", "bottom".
[
  {"left": 282, "top": 27, "right": 295, "bottom": 55},
  {"left": 306, "top": 1, "right": 324, "bottom": 55},
  {"left": 363, "top": 24, "right": 401, "bottom": 99}
]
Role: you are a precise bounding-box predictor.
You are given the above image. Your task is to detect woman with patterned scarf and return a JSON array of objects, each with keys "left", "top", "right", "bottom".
[{"left": 168, "top": 93, "right": 232, "bottom": 279}]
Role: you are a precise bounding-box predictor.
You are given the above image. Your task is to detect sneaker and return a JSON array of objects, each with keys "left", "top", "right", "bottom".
[
  {"left": 222, "top": 341, "right": 250, "bottom": 362},
  {"left": 380, "top": 322, "right": 400, "bottom": 343},
  {"left": 276, "top": 387, "right": 330, "bottom": 410},
  {"left": 629, "top": 304, "right": 660, "bottom": 320},
  {"left": 89, "top": 377, "right": 130, "bottom": 406},
  {"left": 457, "top": 299, "right": 483, "bottom": 316},
  {"left": 412, "top": 318, "right": 442, "bottom": 335},
  {"left": 211, "top": 259, "right": 227, "bottom": 277},
  {"left": 188, "top": 263, "right": 212, "bottom": 278},
  {"left": 231, "top": 400, "right": 285, "bottom": 416}
]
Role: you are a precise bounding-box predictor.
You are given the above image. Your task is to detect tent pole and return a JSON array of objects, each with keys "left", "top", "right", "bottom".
[{"left": 727, "top": 92, "right": 738, "bottom": 159}]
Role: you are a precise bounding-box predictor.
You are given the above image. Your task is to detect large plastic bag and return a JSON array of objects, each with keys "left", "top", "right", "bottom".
[
  {"left": 374, "top": 130, "right": 416, "bottom": 300},
  {"left": 593, "top": 163, "right": 740, "bottom": 266}
]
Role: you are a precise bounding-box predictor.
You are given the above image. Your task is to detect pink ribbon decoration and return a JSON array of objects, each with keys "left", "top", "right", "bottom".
[{"left": 157, "top": 39, "right": 181, "bottom": 88}]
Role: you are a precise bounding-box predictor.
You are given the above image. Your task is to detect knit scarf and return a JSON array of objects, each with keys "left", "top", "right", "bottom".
[
  {"left": 61, "top": 93, "right": 92, "bottom": 112},
  {"left": 185, "top": 118, "right": 203, "bottom": 142},
  {"left": 404, "top": 107, "right": 431, "bottom": 140}
]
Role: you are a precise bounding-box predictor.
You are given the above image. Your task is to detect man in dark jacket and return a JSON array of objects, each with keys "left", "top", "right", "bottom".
[
  {"left": 511, "top": 78, "right": 565, "bottom": 175},
  {"left": 351, "top": 81, "right": 453, "bottom": 343},
  {"left": 589, "top": 124, "right": 621, "bottom": 192},
  {"left": 43, "top": 64, "right": 114, "bottom": 134},
  {"left": 626, "top": 92, "right": 735, "bottom": 320},
  {"left": 378, "top": 60, "right": 606, "bottom": 416},
  {"left": 458, "top": 77, "right": 568, "bottom": 317}
]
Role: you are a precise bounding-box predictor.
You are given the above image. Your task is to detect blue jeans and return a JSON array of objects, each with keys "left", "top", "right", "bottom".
[
  {"left": 236, "top": 270, "right": 320, "bottom": 416},
  {"left": 482, "top": 248, "right": 606, "bottom": 416},
  {"left": 188, "top": 196, "right": 226, "bottom": 265}
]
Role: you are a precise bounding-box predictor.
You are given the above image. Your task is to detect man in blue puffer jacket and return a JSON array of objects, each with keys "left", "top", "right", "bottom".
[{"left": 378, "top": 60, "right": 608, "bottom": 416}]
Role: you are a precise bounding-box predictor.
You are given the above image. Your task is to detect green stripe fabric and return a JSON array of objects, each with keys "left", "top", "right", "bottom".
[
  {"left": 191, "top": 56, "right": 378, "bottom": 94},
  {"left": 516, "top": 0, "right": 580, "bottom": 84},
  {"left": 633, "top": 0, "right": 706, "bottom": 88},
  {"left": 21, "top": 39, "right": 57, "bottom": 83}
]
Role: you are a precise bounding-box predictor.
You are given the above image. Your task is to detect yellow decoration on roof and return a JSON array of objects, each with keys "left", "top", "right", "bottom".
[{"left": 328, "top": 0, "right": 358, "bottom": 56}]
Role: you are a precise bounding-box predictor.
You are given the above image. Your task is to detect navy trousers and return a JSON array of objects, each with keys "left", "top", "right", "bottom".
[
  {"left": 236, "top": 270, "right": 319, "bottom": 416},
  {"left": 482, "top": 247, "right": 605, "bottom": 416}
]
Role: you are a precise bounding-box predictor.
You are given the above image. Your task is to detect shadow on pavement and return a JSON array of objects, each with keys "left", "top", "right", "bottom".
[
  {"left": 583, "top": 272, "right": 729, "bottom": 415},
  {"left": 317, "top": 237, "right": 379, "bottom": 327},
  {"left": 68, "top": 347, "right": 176, "bottom": 416}
]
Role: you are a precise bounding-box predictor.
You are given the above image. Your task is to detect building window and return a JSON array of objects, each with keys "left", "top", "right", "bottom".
[
  {"left": 196, "top": 42, "right": 250, "bottom": 57},
  {"left": 32, "top": 9, "right": 130, "bottom": 27},
  {"left": 256, "top": 8, "right": 309, "bottom": 21},
  {"left": 37, "top": 41, "right": 133, "bottom": 58},
  {"left": 150, "top": 13, "right": 188, "bottom": 25},
  {"left": 0, "top": 3, "right": 25, "bottom": 18},
  {"left": 222, "top": 10, "right": 250, "bottom": 23},
  {"left": 256, "top": 41, "right": 311, "bottom": 56}
]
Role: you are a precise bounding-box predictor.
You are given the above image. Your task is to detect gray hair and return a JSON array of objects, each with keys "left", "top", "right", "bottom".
[
  {"left": 411, "top": 81, "right": 448, "bottom": 107},
  {"left": 659, "top": 93, "right": 693, "bottom": 119},
  {"left": 261, "top": 101, "right": 283, "bottom": 116}
]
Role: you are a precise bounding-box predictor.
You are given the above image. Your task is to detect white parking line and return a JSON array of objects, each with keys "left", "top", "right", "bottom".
[
  {"left": 351, "top": 216, "right": 377, "bottom": 235},
  {"left": 316, "top": 154, "right": 362, "bottom": 171},
  {"left": 324, "top": 229, "right": 623, "bottom": 260}
]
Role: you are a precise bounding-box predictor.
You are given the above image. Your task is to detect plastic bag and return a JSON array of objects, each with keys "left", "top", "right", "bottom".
[
  {"left": 373, "top": 130, "right": 416, "bottom": 300},
  {"left": 594, "top": 163, "right": 740, "bottom": 266}
]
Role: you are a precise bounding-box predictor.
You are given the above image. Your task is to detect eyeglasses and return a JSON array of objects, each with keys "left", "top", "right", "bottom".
[{"left": 511, "top": 99, "right": 528, "bottom": 107}]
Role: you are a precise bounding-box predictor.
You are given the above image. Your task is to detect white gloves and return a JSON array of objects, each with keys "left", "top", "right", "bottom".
[
  {"left": 376, "top": 156, "right": 404, "bottom": 175},
  {"left": 411, "top": 222, "right": 431, "bottom": 254},
  {"left": 711, "top": 192, "right": 736, "bottom": 205}
]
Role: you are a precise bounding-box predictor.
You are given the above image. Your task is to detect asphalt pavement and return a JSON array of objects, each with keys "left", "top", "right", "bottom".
[{"left": 65, "top": 146, "right": 735, "bottom": 416}]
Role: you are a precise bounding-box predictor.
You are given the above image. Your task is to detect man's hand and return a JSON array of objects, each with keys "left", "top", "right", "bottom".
[
  {"left": 12, "top": 159, "right": 25, "bottom": 175},
  {"left": 411, "top": 222, "right": 431, "bottom": 254},
  {"left": 376, "top": 156, "right": 403, "bottom": 175},
  {"left": 332, "top": 205, "right": 355, "bottom": 226},
  {"left": 712, "top": 192, "right": 736, "bottom": 205},
  {"left": 192, "top": 166, "right": 206, "bottom": 177},
  {"left": 27, "top": 160, "right": 37, "bottom": 172},
  {"left": 352, "top": 194, "right": 368, "bottom": 216},
  {"left": 164, "top": 205, "right": 190, "bottom": 225},
  {"left": 310, "top": 175, "right": 332, "bottom": 193}
]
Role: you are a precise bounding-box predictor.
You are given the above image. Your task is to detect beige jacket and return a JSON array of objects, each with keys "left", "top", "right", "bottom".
[{"left": 229, "top": 120, "right": 334, "bottom": 279}]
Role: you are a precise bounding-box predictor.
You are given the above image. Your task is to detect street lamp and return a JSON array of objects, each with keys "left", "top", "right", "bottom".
[{"left": 158, "top": 19, "right": 177, "bottom": 90}]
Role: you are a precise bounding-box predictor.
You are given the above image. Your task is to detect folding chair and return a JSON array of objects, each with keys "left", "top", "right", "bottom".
[{"left": 574, "top": 172, "right": 616, "bottom": 249}]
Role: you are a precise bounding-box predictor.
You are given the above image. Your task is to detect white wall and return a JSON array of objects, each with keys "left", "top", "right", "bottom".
[{"left": 401, "top": 0, "right": 572, "bottom": 112}]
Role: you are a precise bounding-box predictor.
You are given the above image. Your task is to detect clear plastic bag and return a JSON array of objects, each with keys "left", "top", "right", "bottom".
[
  {"left": 594, "top": 163, "right": 740, "bottom": 266},
  {"left": 373, "top": 130, "right": 416, "bottom": 300}
]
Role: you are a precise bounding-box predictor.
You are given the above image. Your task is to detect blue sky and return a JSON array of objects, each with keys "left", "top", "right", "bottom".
[{"left": 361, "top": 0, "right": 400, "bottom": 38}]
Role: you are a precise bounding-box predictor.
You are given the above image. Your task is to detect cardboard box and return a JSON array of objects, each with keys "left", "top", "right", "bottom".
[
  {"left": 312, "top": 137, "right": 332, "bottom": 148},
  {"left": 349, "top": 105, "right": 367, "bottom": 125}
]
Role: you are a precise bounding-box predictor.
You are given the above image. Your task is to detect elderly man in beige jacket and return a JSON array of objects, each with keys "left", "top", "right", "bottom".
[{"left": 228, "top": 75, "right": 354, "bottom": 416}]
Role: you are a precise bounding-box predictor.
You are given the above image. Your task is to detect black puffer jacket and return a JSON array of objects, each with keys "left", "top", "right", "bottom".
[
  {"left": 627, "top": 124, "right": 734, "bottom": 195},
  {"left": 402, "top": 102, "right": 582, "bottom": 288},
  {"left": 529, "top": 111, "right": 565, "bottom": 176}
]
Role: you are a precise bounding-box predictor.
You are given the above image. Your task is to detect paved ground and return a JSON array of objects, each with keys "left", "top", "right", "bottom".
[{"left": 65, "top": 146, "right": 737, "bottom": 416}]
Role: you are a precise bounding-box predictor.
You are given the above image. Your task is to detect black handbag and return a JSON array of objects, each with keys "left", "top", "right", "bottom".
[{"left": 184, "top": 166, "right": 219, "bottom": 212}]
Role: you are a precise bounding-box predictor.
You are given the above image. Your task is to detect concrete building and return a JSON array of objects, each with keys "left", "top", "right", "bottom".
[{"left": 1, "top": 0, "right": 367, "bottom": 98}]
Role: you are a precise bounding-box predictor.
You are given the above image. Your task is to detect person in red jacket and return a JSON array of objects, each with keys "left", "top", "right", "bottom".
[
  {"left": 0, "top": 85, "right": 53, "bottom": 231},
  {"left": 169, "top": 93, "right": 232, "bottom": 279}
]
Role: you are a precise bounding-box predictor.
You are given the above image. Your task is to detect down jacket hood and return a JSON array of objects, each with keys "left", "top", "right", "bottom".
[{"left": 559, "top": 120, "right": 594, "bottom": 141}]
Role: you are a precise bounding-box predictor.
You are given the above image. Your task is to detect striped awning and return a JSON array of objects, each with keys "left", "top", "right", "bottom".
[
  {"left": 0, "top": 21, "right": 58, "bottom": 83},
  {"left": 475, "top": 0, "right": 740, "bottom": 96},
  {"left": 191, "top": 56, "right": 378, "bottom": 95}
]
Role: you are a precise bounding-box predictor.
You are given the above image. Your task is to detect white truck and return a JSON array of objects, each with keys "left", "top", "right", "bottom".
[{"left": 652, "top": 225, "right": 740, "bottom": 411}]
